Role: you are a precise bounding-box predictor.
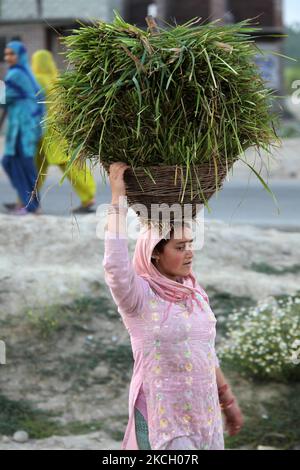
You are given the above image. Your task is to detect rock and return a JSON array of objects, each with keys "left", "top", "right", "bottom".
[
  {"left": 293, "top": 444, "right": 300, "bottom": 450},
  {"left": 257, "top": 445, "right": 280, "bottom": 450},
  {"left": 2, "top": 436, "right": 10, "bottom": 443},
  {"left": 13, "top": 431, "right": 29, "bottom": 443}
]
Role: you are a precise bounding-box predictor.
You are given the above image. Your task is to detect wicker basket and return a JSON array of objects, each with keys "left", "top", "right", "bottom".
[{"left": 103, "top": 159, "right": 236, "bottom": 220}]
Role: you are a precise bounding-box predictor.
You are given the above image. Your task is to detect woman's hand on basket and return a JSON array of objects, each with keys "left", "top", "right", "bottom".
[{"left": 109, "top": 162, "right": 130, "bottom": 204}]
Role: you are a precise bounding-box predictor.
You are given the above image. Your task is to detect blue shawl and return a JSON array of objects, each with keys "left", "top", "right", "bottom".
[{"left": 3, "top": 41, "right": 46, "bottom": 158}]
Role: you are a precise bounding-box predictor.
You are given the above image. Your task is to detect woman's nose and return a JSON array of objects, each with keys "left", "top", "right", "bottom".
[{"left": 185, "top": 252, "right": 193, "bottom": 261}]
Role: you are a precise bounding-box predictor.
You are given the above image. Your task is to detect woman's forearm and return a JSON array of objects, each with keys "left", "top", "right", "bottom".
[
  {"left": 107, "top": 199, "right": 128, "bottom": 236},
  {"left": 216, "top": 367, "right": 234, "bottom": 397},
  {"left": 216, "top": 367, "right": 244, "bottom": 433},
  {"left": 216, "top": 367, "right": 235, "bottom": 403},
  {"left": 216, "top": 367, "right": 227, "bottom": 388},
  {"left": 107, "top": 162, "right": 129, "bottom": 236}
]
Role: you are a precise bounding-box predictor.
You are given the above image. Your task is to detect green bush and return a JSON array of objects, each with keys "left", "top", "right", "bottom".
[{"left": 218, "top": 294, "right": 300, "bottom": 382}]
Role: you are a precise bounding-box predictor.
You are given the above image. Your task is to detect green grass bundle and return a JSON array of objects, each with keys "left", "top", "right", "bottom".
[{"left": 51, "top": 13, "right": 279, "bottom": 204}]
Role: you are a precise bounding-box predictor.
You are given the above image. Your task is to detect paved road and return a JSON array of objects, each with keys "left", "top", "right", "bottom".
[
  {"left": 207, "top": 179, "right": 300, "bottom": 230},
  {"left": 0, "top": 166, "right": 299, "bottom": 230}
]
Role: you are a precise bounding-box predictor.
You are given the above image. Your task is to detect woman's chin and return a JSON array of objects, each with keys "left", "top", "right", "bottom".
[{"left": 181, "top": 266, "right": 192, "bottom": 275}]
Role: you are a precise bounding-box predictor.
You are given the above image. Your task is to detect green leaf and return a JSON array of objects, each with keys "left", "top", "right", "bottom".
[{"left": 239, "top": 157, "right": 281, "bottom": 215}]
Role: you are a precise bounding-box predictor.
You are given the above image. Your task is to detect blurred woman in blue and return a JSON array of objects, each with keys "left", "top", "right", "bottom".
[{"left": 1, "top": 40, "right": 45, "bottom": 215}]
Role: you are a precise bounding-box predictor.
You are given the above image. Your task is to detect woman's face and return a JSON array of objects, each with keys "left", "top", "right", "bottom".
[
  {"left": 4, "top": 48, "right": 18, "bottom": 66},
  {"left": 152, "top": 226, "right": 194, "bottom": 282}
]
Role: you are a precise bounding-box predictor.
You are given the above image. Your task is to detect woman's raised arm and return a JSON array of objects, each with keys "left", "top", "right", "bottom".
[{"left": 102, "top": 163, "right": 148, "bottom": 317}]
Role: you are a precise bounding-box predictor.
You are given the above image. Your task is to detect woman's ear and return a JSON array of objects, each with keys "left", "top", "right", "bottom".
[{"left": 151, "top": 248, "right": 159, "bottom": 261}]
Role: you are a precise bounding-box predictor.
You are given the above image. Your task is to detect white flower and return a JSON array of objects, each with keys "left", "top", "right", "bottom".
[{"left": 220, "top": 294, "right": 300, "bottom": 380}]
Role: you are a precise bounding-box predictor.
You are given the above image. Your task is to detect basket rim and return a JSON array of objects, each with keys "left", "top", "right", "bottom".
[{"left": 102, "top": 160, "right": 238, "bottom": 171}]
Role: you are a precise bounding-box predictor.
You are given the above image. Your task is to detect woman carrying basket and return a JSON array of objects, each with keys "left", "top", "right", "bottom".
[{"left": 103, "top": 162, "right": 244, "bottom": 450}]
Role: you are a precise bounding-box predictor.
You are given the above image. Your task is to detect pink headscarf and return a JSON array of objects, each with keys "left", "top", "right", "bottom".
[{"left": 132, "top": 223, "right": 207, "bottom": 313}]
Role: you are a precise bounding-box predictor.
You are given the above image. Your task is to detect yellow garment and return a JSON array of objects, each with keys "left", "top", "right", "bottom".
[
  {"left": 32, "top": 50, "right": 96, "bottom": 203},
  {"left": 35, "top": 141, "right": 96, "bottom": 204}
]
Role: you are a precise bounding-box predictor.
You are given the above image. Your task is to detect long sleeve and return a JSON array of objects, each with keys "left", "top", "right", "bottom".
[
  {"left": 5, "top": 80, "right": 20, "bottom": 104},
  {"left": 5, "top": 70, "right": 26, "bottom": 104},
  {"left": 103, "top": 230, "right": 148, "bottom": 317}
]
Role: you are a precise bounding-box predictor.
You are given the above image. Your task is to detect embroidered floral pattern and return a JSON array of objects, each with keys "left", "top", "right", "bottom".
[{"left": 138, "top": 291, "right": 223, "bottom": 449}]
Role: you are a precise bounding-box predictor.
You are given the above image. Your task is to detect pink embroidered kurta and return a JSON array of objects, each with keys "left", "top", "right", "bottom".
[{"left": 103, "top": 230, "right": 224, "bottom": 450}]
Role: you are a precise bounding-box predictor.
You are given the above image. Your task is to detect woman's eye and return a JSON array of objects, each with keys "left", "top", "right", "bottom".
[{"left": 177, "top": 243, "right": 193, "bottom": 251}]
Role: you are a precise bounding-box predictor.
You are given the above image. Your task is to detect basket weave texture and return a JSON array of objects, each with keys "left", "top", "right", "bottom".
[{"left": 103, "top": 159, "right": 236, "bottom": 219}]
